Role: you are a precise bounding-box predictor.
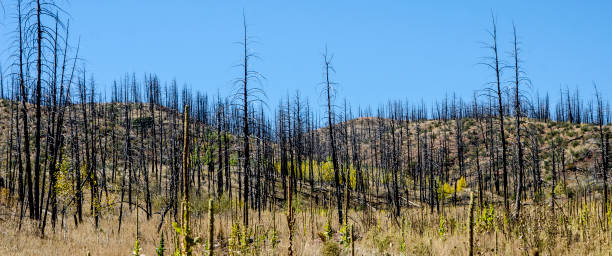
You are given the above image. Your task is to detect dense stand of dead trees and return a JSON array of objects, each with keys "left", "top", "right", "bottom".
[{"left": 0, "top": 2, "right": 611, "bottom": 240}]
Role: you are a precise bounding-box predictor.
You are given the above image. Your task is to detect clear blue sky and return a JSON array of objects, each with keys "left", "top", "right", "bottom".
[{"left": 1, "top": 1, "right": 611, "bottom": 110}]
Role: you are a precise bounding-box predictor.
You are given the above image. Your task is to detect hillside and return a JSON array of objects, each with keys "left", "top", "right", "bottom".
[{"left": 0, "top": 99, "right": 610, "bottom": 255}]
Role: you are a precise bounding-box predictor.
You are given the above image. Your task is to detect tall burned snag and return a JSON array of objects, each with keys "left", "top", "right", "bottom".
[
  {"left": 595, "top": 85, "right": 609, "bottom": 216},
  {"left": 481, "top": 13, "right": 509, "bottom": 214},
  {"left": 233, "top": 13, "right": 265, "bottom": 228},
  {"left": 511, "top": 24, "right": 527, "bottom": 219},
  {"left": 321, "top": 48, "right": 343, "bottom": 225}
]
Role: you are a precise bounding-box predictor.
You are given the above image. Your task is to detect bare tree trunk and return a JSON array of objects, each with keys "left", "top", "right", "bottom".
[
  {"left": 486, "top": 14, "right": 510, "bottom": 214},
  {"left": 33, "top": 0, "right": 44, "bottom": 220},
  {"left": 512, "top": 24, "right": 525, "bottom": 219},
  {"left": 241, "top": 17, "right": 250, "bottom": 228},
  {"left": 596, "top": 86, "right": 608, "bottom": 216},
  {"left": 17, "top": 0, "right": 35, "bottom": 221},
  {"left": 323, "top": 49, "right": 343, "bottom": 225}
]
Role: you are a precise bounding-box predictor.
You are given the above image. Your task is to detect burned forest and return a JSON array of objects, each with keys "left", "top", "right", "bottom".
[{"left": 0, "top": 1, "right": 611, "bottom": 255}]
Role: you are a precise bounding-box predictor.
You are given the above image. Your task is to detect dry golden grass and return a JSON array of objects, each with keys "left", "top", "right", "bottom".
[{"left": 1, "top": 189, "right": 610, "bottom": 256}]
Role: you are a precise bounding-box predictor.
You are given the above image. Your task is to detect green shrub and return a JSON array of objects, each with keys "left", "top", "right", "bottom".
[
  {"left": 476, "top": 204, "right": 496, "bottom": 232},
  {"left": 132, "top": 239, "right": 142, "bottom": 256},
  {"left": 438, "top": 214, "right": 446, "bottom": 238},
  {"left": 339, "top": 223, "right": 351, "bottom": 247},
  {"left": 374, "top": 234, "right": 391, "bottom": 254},
  {"left": 229, "top": 153, "right": 239, "bottom": 166},
  {"left": 156, "top": 233, "right": 165, "bottom": 256},
  {"left": 571, "top": 140, "right": 580, "bottom": 148}
]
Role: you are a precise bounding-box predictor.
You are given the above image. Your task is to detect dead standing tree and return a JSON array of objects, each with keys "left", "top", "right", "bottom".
[
  {"left": 216, "top": 94, "right": 224, "bottom": 197},
  {"left": 33, "top": 0, "right": 45, "bottom": 220},
  {"left": 41, "top": 15, "right": 77, "bottom": 236},
  {"left": 510, "top": 23, "right": 529, "bottom": 219},
  {"left": 595, "top": 85, "right": 609, "bottom": 217},
  {"left": 15, "top": 0, "right": 35, "bottom": 222},
  {"left": 321, "top": 48, "right": 343, "bottom": 225},
  {"left": 232, "top": 13, "right": 265, "bottom": 228},
  {"left": 481, "top": 13, "right": 509, "bottom": 214}
]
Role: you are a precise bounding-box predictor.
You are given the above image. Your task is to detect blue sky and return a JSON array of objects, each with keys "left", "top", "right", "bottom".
[{"left": 1, "top": 1, "right": 610, "bottom": 111}]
